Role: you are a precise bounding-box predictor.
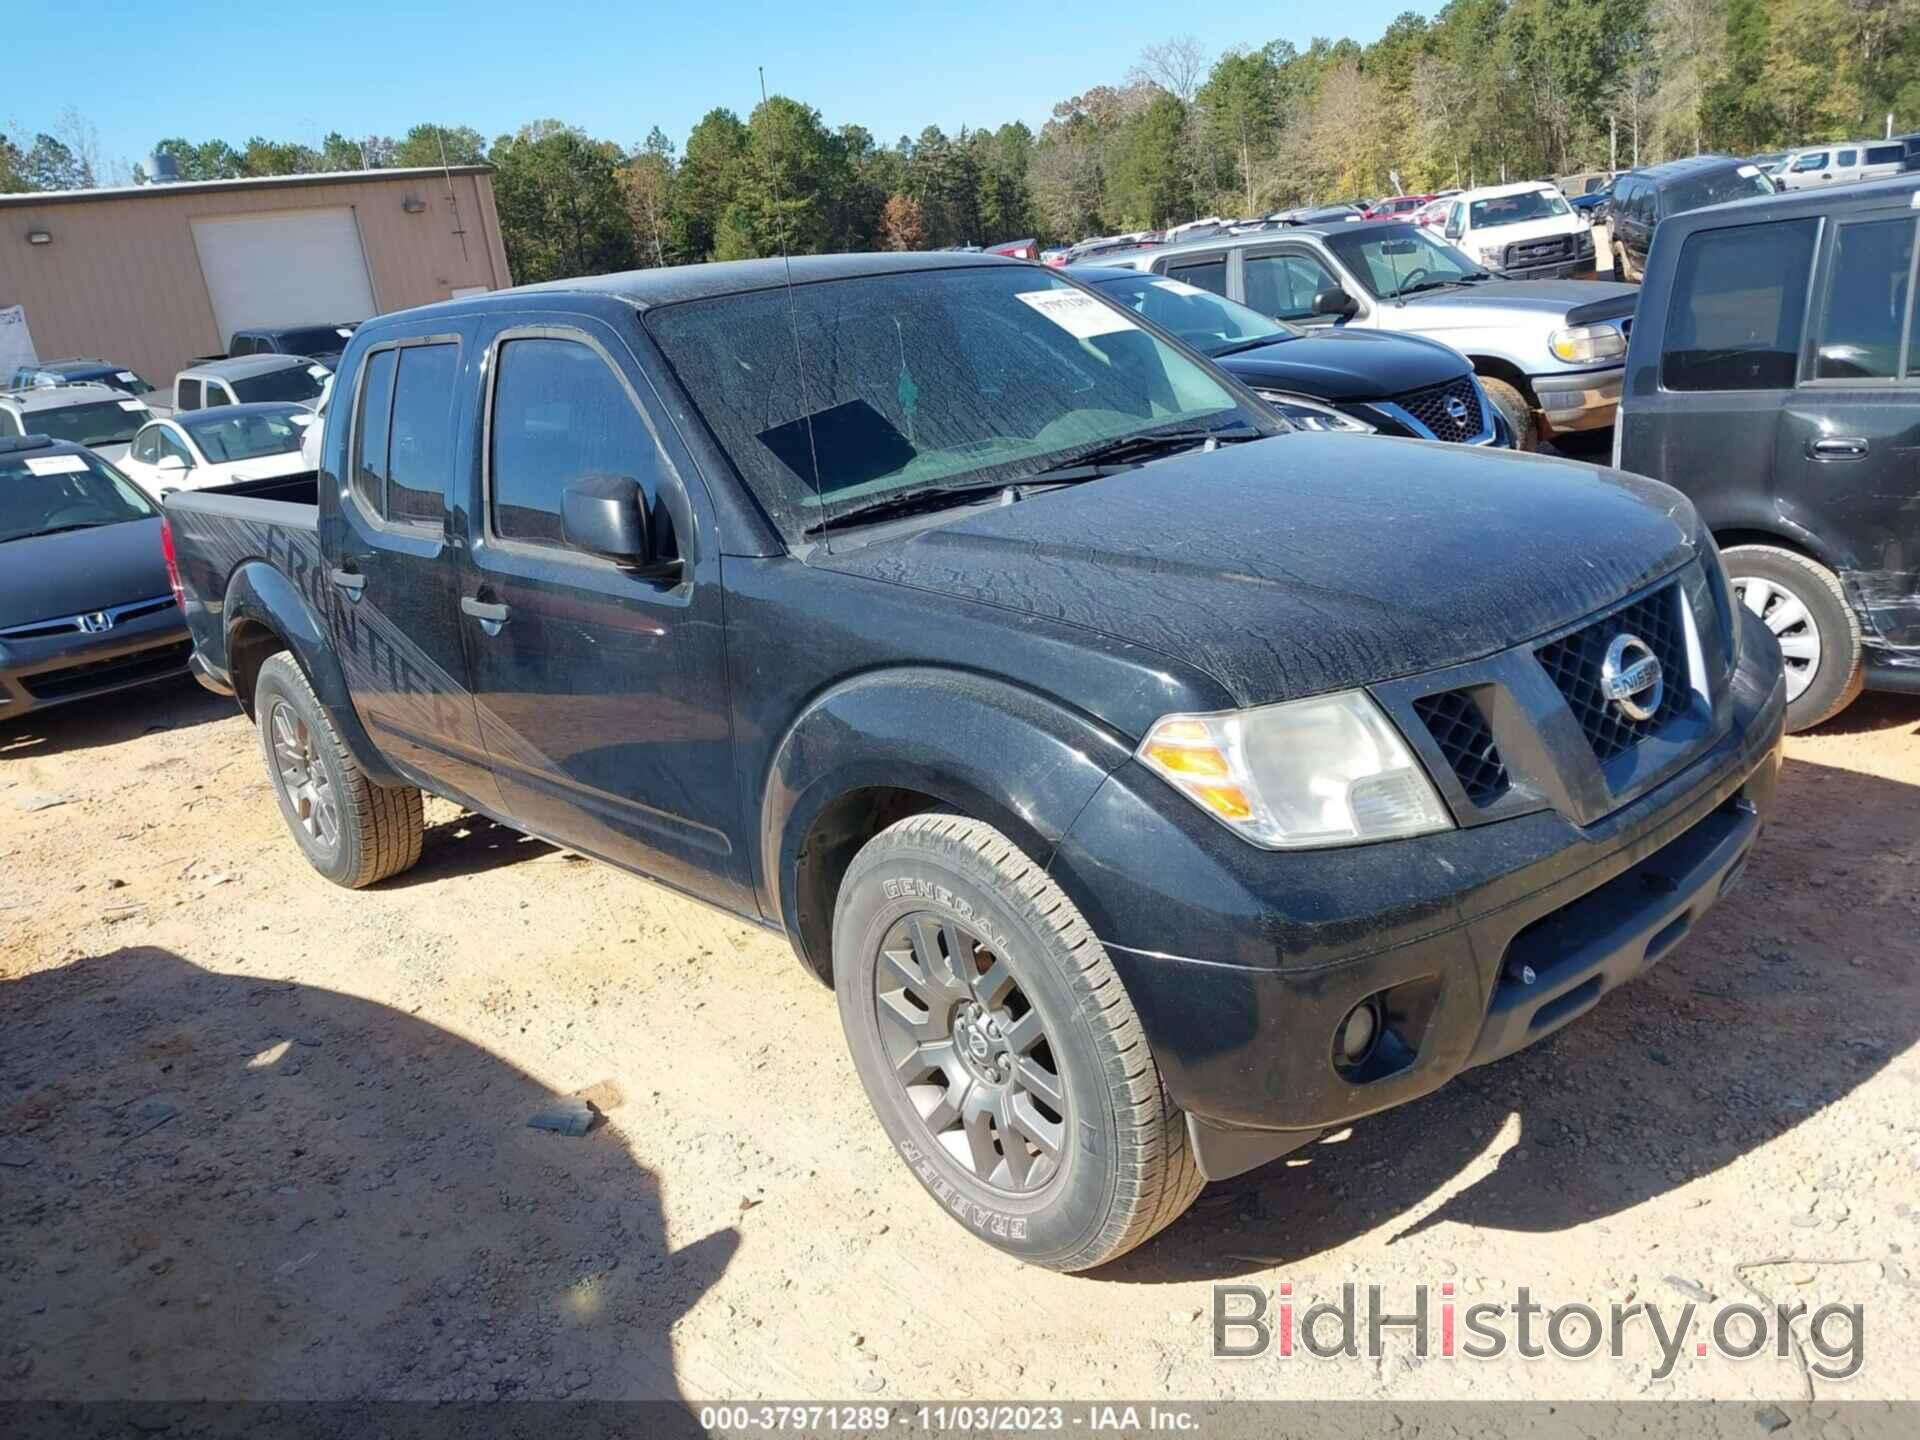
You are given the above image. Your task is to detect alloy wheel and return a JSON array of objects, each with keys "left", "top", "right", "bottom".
[
  {"left": 873, "top": 913, "right": 1068, "bottom": 1194},
  {"left": 1733, "top": 574, "right": 1822, "bottom": 703},
  {"left": 269, "top": 701, "right": 340, "bottom": 853}
]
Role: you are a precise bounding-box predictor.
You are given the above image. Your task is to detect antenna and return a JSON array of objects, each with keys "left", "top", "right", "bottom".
[{"left": 762, "top": 64, "right": 825, "bottom": 542}]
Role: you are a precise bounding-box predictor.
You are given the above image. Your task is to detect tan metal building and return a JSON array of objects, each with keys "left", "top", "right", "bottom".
[{"left": 0, "top": 166, "right": 512, "bottom": 388}]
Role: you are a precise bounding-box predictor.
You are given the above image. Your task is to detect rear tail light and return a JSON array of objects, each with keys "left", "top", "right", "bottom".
[{"left": 160, "top": 517, "right": 186, "bottom": 613}]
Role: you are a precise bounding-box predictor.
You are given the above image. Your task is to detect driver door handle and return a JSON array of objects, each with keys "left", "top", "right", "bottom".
[
  {"left": 329, "top": 567, "right": 366, "bottom": 596},
  {"left": 461, "top": 595, "right": 511, "bottom": 625},
  {"left": 1809, "top": 436, "right": 1869, "bottom": 460}
]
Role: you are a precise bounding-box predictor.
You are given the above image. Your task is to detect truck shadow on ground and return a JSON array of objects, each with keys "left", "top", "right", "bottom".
[
  {"left": 389, "top": 814, "right": 561, "bottom": 888},
  {"left": 1109, "top": 752, "right": 1920, "bottom": 1283},
  {"left": 0, "top": 677, "right": 234, "bottom": 763},
  {"left": 0, "top": 947, "right": 737, "bottom": 1403}
]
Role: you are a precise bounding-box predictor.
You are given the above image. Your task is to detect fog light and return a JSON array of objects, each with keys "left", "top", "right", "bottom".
[{"left": 1336, "top": 1000, "right": 1380, "bottom": 1066}]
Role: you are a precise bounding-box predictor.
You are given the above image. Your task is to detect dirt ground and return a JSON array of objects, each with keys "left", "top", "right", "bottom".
[{"left": 2, "top": 674, "right": 1917, "bottom": 1406}]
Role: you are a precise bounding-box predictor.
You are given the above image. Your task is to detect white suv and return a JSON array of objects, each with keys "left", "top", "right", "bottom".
[
  {"left": 1439, "top": 182, "right": 1595, "bottom": 279},
  {"left": 1775, "top": 140, "right": 1908, "bottom": 191}
]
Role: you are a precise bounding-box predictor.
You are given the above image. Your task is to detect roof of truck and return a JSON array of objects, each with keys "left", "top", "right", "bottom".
[
  {"left": 1661, "top": 171, "right": 1920, "bottom": 229},
  {"left": 466, "top": 251, "right": 1021, "bottom": 311},
  {"left": 0, "top": 382, "right": 132, "bottom": 412},
  {"left": 176, "top": 354, "right": 325, "bottom": 381},
  {"left": 1626, "top": 154, "right": 1755, "bottom": 187}
]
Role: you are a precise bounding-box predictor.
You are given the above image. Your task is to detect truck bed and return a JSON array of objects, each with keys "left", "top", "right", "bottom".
[{"left": 164, "top": 472, "right": 324, "bottom": 684}]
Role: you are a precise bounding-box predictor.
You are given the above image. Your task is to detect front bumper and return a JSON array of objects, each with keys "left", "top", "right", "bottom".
[
  {"left": 0, "top": 609, "right": 191, "bottom": 720},
  {"left": 1533, "top": 364, "right": 1622, "bottom": 435},
  {"left": 1048, "top": 608, "right": 1786, "bottom": 1179}
]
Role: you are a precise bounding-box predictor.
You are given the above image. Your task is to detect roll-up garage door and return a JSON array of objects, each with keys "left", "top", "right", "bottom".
[{"left": 191, "top": 208, "right": 377, "bottom": 349}]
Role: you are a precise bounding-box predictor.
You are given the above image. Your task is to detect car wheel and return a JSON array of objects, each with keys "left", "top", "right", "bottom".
[
  {"left": 254, "top": 652, "right": 424, "bottom": 887},
  {"left": 1612, "top": 241, "right": 1640, "bottom": 283},
  {"left": 1722, "top": 545, "right": 1864, "bottom": 731},
  {"left": 1478, "top": 375, "right": 1539, "bottom": 452},
  {"left": 833, "top": 812, "right": 1203, "bottom": 1272}
]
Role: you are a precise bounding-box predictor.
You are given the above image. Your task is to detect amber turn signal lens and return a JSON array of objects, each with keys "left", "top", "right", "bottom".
[{"left": 1142, "top": 741, "right": 1230, "bottom": 778}]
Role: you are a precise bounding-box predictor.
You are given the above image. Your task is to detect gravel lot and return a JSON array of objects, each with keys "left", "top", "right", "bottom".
[{"left": 2, "top": 674, "right": 1917, "bottom": 1406}]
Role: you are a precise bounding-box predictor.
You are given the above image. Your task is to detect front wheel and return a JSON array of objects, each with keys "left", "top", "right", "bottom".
[
  {"left": 1722, "top": 544, "right": 1864, "bottom": 731},
  {"left": 833, "top": 813, "right": 1203, "bottom": 1271},
  {"left": 1478, "top": 375, "right": 1539, "bottom": 452}
]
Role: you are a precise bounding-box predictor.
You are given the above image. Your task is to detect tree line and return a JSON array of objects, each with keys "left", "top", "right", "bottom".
[{"left": 6, "top": 1, "right": 1918, "bottom": 283}]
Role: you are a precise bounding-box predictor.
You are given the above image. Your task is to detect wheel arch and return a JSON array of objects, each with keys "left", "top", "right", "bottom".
[
  {"left": 762, "top": 668, "right": 1134, "bottom": 985},
  {"left": 1464, "top": 355, "right": 1537, "bottom": 405},
  {"left": 222, "top": 560, "right": 405, "bottom": 787}
]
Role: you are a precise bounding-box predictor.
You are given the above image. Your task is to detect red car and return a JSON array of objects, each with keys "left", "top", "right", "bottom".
[
  {"left": 986, "top": 238, "right": 1039, "bottom": 261},
  {"left": 1362, "top": 194, "right": 1436, "bottom": 220}
]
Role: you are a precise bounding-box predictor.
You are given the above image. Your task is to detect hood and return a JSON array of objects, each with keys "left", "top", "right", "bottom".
[
  {"left": 94, "top": 442, "right": 131, "bottom": 464},
  {"left": 0, "top": 517, "right": 171, "bottom": 627},
  {"left": 816, "top": 434, "right": 1696, "bottom": 708},
  {"left": 1474, "top": 215, "right": 1587, "bottom": 249},
  {"left": 1217, "top": 327, "right": 1468, "bottom": 402},
  {"left": 1401, "top": 278, "right": 1636, "bottom": 320}
]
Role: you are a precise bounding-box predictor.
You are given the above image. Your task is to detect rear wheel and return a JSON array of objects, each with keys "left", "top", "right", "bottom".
[
  {"left": 1722, "top": 544, "right": 1864, "bottom": 731},
  {"left": 1478, "top": 374, "right": 1539, "bottom": 452},
  {"left": 833, "top": 813, "right": 1203, "bottom": 1272},
  {"left": 254, "top": 652, "right": 424, "bottom": 887},
  {"left": 1612, "top": 240, "right": 1641, "bottom": 284}
]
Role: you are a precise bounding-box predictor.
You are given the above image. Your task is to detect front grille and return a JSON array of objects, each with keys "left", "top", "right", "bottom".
[
  {"left": 1394, "top": 376, "right": 1486, "bottom": 442},
  {"left": 1535, "top": 585, "right": 1690, "bottom": 763},
  {"left": 1504, "top": 234, "right": 1575, "bottom": 267},
  {"left": 1413, "top": 690, "right": 1511, "bottom": 805},
  {"left": 0, "top": 594, "right": 176, "bottom": 641},
  {"left": 20, "top": 640, "right": 190, "bottom": 701}
]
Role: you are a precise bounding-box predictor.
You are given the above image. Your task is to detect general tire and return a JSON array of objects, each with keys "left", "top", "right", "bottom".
[
  {"left": 254, "top": 652, "right": 425, "bottom": 888},
  {"left": 1478, "top": 374, "right": 1539, "bottom": 452},
  {"left": 1721, "top": 544, "right": 1864, "bottom": 731},
  {"left": 833, "top": 812, "right": 1203, "bottom": 1272}
]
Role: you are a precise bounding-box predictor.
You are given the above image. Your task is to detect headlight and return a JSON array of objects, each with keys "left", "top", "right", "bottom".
[
  {"left": 1696, "top": 523, "right": 1742, "bottom": 671},
  {"left": 1477, "top": 243, "right": 1505, "bottom": 265},
  {"left": 1254, "top": 392, "right": 1376, "bottom": 433},
  {"left": 1138, "top": 692, "right": 1453, "bottom": 850},
  {"left": 1548, "top": 324, "right": 1626, "bottom": 363}
]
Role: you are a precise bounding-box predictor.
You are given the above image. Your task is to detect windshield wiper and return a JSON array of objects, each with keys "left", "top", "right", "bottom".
[
  {"left": 14, "top": 521, "right": 112, "bottom": 539},
  {"left": 1031, "top": 423, "right": 1262, "bottom": 478},
  {"left": 1209, "top": 335, "right": 1289, "bottom": 359},
  {"left": 802, "top": 482, "right": 1033, "bottom": 537}
]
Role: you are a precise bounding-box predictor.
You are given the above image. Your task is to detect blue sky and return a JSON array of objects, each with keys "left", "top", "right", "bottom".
[{"left": 9, "top": 2, "right": 1430, "bottom": 179}]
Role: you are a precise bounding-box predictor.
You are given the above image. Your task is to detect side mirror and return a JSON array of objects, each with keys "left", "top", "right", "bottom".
[
  {"left": 561, "top": 475, "right": 681, "bottom": 579},
  {"left": 1312, "top": 286, "right": 1359, "bottom": 320}
]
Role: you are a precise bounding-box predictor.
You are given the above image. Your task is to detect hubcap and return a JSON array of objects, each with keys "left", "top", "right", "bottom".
[
  {"left": 268, "top": 701, "right": 339, "bottom": 853},
  {"left": 873, "top": 913, "right": 1067, "bottom": 1195},
  {"left": 1732, "top": 574, "right": 1822, "bottom": 703}
]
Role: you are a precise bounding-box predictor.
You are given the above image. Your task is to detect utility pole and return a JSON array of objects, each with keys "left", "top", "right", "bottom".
[{"left": 1610, "top": 114, "right": 1617, "bottom": 172}]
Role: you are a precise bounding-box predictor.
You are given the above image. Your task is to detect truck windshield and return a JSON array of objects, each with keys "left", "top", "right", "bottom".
[
  {"left": 1322, "top": 227, "right": 1488, "bottom": 299},
  {"left": 181, "top": 407, "right": 306, "bottom": 462},
  {"left": 1469, "top": 190, "right": 1571, "bottom": 228},
  {"left": 231, "top": 366, "right": 327, "bottom": 406},
  {"left": 17, "top": 401, "right": 144, "bottom": 448},
  {"left": 647, "top": 266, "right": 1270, "bottom": 539},
  {"left": 0, "top": 452, "right": 156, "bottom": 543}
]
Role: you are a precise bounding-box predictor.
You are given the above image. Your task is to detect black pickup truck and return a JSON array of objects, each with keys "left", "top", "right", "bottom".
[{"left": 165, "top": 254, "right": 1786, "bottom": 1272}]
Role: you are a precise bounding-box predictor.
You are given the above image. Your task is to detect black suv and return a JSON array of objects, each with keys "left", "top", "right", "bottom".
[
  {"left": 1605, "top": 155, "right": 1775, "bottom": 282},
  {"left": 227, "top": 324, "right": 361, "bottom": 367},
  {"left": 1615, "top": 174, "right": 1919, "bottom": 729}
]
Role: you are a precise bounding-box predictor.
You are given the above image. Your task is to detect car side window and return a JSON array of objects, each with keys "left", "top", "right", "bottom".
[
  {"left": 350, "top": 349, "right": 397, "bottom": 518},
  {"left": 1868, "top": 145, "right": 1903, "bottom": 165},
  {"left": 1243, "top": 252, "right": 1337, "bottom": 322},
  {"left": 0, "top": 409, "right": 18, "bottom": 438},
  {"left": 1837, "top": 150, "right": 1857, "bottom": 168},
  {"left": 488, "top": 335, "right": 667, "bottom": 549},
  {"left": 1661, "top": 218, "right": 1819, "bottom": 391},
  {"left": 178, "top": 379, "right": 202, "bottom": 410},
  {"left": 130, "top": 428, "right": 158, "bottom": 464},
  {"left": 158, "top": 427, "right": 194, "bottom": 466},
  {"left": 1815, "top": 218, "right": 1915, "bottom": 381},
  {"left": 385, "top": 343, "right": 459, "bottom": 526},
  {"left": 1794, "top": 152, "right": 1828, "bottom": 172},
  {"left": 1163, "top": 257, "right": 1226, "bottom": 297}
]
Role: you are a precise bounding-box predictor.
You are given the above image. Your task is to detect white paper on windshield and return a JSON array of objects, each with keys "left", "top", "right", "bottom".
[
  {"left": 1737, "top": 164, "right": 1760, "bottom": 178},
  {"left": 1912, "top": 191, "right": 1920, "bottom": 209},
  {"left": 289, "top": 413, "right": 316, "bottom": 426},
  {"left": 116, "top": 370, "right": 139, "bottom": 382},
  {"left": 118, "top": 399, "right": 148, "bottom": 411},
  {"left": 1015, "top": 289, "right": 1136, "bottom": 340},
  {"left": 25, "top": 455, "right": 88, "bottom": 476},
  {"left": 307, "top": 365, "right": 329, "bottom": 380},
  {"left": 336, "top": 328, "right": 353, "bottom": 338},
  {"left": 1151, "top": 279, "right": 1208, "bottom": 297}
]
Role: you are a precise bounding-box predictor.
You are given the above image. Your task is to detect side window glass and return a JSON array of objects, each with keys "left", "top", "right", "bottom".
[
  {"left": 1163, "top": 258, "right": 1226, "bottom": 297},
  {"left": 489, "top": 336, "right": 666, "bottom": 548},
  {"left": 1662, "top": 218, "right": 1820, "bottom": 391},
  {"left": 1837, "top": 150, "right": 1857, "bottom": 168},
  {"left": 1244, "top": 253, "right": 1335, "bottom": 322},
  {"left": 159, "top": 429, "right": 194, "bottom": 465},
  {"left": 351, "top": 349, "right": 397, "bottom": 517},
  {"left": 0, "top": 409, "right": 20, "bottom": 437},
  {"left": 385, "top": 343, "right": 458, "bottom": 525},
  {"left": 1816, "top": 219, "right": 1915, "bottom": 380},
  {"left": 178, "top": 379, "right": 202, "bottom": 411},
  {"left": 131, "top": 428, "right": 157, "bottom": 464}
]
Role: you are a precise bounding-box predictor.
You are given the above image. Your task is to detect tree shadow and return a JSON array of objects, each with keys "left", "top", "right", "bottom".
[
  {"left": 1106, "top": 754, "right": 1920, "bottom": 1281},
  {"left": 0, "top": 947, "right": 736, "bottom": 1404},
  {"left": 0, "top": 677, "right": 233, "bottom": 763}
]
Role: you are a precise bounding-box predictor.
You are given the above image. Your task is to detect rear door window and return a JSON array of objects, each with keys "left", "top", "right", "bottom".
[
  {"left": 1162, "top": 256, "right": 1226, "bottom": 297},
  {"left": 351, "top": 349, "right": 397, "bottom": 518},
  {"left": 177, "top": 379, "right": 203, "bottom": 410},
  {"left": 1837, "top": 150, "right": 1858, "bottom": 168},
  {"left": 1867, "top": 145, "right": 1904, "bottom": 166},
  {"left": 1815, "top": 218, "right": 1915, "bottom": 380},
  {"left": 1661, "top": 218, "right": 1820, "bottom": 391},
  {"left": 384, "top": 343, "right": 459, "bottom": 525}
]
